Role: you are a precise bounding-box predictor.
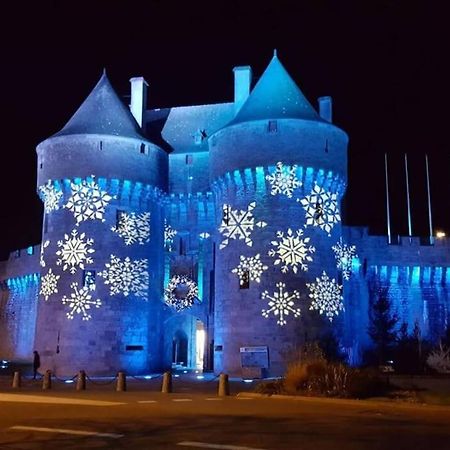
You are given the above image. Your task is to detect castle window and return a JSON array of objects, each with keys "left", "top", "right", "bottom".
[
  {"left": 222, "top": 205, "right": 231, "bottom": 225},
  {"left": 40, "top": 163, "right": 43, "bottom": 169},
  {"left": 185, "top": 154, "right": 193, "bottom": 165},
  {"left": 83, "top": 270, "right": 96, "bottom": 290},
  {"left": 126, "top": 345, "right": 144, "bottom": 351},
  {"left": 267, "top": 120, "right": 277, "bottom": 133},
  {"left": 99, "top": 141, "right": 103, "bottom": 150},
  {"left": 140, "top": 143, "right": 147, "bottom": 155},
  {"left": 14, "top": 249, "right": 21, "bottom": 258},
  {"left": 194, "top": 129, "right": 207, "bottom": 145},
  {"left": 27, "top": 246, "right": 34, "bottom": 255},
  {"left": 240, "top": 271, "right": 250, "bottom": 289},
  {"left": 324, "top": 139, "right": 329, "bottom": 153},
  {"left": 116, "top": 210, "right": 125, "bottom": 227}
]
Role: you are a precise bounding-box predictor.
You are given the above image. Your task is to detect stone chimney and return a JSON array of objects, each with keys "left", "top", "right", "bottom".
[
  {"left": 129, "top": 77, "right": 148, "bottom": 128},
  {"left": 233, "top": 66, "right": 252, "bottom": 113},
  {"left": 318, "top": 96, "right": 332, "bottom": 123}
]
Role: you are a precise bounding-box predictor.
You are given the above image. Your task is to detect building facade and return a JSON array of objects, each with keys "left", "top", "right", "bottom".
[{"left": 1, "top": 53, "right": 449, "bottom": 377}]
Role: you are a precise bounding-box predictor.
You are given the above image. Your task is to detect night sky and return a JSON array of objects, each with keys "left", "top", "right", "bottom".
[{"left": 1, "top": 1, "right": 449, "bottom": 258}]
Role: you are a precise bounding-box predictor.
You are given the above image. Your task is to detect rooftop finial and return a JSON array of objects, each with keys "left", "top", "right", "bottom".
[
  {"left": 102, "top": 67, "right": 107, "bottom": 76},
  {"left": 273, "top": 49, "right": 278, "bottom": 57}
]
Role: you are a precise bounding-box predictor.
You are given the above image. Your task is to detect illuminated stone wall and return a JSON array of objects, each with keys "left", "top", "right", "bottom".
[
  {"left": 209, "top": 118, "right": 349, "bottom": 376},
  {"left": 33, "top": 133, "right": 167, "bottom": 376}
]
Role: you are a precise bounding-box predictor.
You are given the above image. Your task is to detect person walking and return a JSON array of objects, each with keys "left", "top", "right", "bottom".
[{"left": 33, "top": 350, "right": 41, "bottom": 379}]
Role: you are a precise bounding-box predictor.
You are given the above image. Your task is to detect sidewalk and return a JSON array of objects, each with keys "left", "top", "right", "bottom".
[{"left": 0, "top": 367, "right": 257, "bottom": 396}]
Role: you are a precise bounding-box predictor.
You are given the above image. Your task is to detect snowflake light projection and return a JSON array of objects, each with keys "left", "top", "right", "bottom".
[
  {"left": 39, "top": 240, "right": 50, "bottom": 268},
  {"left": 61, "top": 282, "right": 102, "bottom": 321},
  {"left": 232, "top": 254, "right": 268, "bottom": 285},
  {"left": 164, "top": 275, "right": 198, "bottom": 312},
  {"left": 307, "top": 271, "right": 344, "bottom": 322},
  {"left": 164, "top": 219, "right": 178, "bottom": 251},
  {"left": 98, "top": 255, "right": 149, "bottom": 298},
  {"left": 64, "top": 176, "right": 114, "bottom": 225},
  {"left": 218, "top": 202, "right": 267, "bottom": 250},
  {"left": 261, "top": 282, "right": 301, "bottom": 326},
  {"left": 39, "top": 268, "right": 60, "bottom": 301},
  {"left": 268, "top": 228, "right": 315, "bottom": 273},
  {"left": 298, "top": 184, "right": 341, "bottom": 236},
  {"left": 111, "top": 211, "right": 151, "bottom": 245},
  {"left": 265, "top": 162, "right": 301, "bottom": 198},
  {"left": 39, "top": 180, "right": 63, "bottom": 213},
  {"left": 332, "top": 238, "right": 358, "bottom": 280},
  {"left": 56, "top": 229, "right": 95, "bottom": 274}
]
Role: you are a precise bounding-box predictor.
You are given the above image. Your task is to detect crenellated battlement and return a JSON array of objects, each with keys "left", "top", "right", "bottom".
[
  {"left": 211, "top": 165, "right": 346, "bottom": 199},
  {"left": 38, "top": 176, "right": 165, "bottom": 212}
]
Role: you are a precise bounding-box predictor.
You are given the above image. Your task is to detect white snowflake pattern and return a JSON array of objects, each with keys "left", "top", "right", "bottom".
[
  {"left": 231, "top": 254, "right": 268, "bottom": 285},
  {"left": 298, "top": 184, "right": 341, "bottom": 236},
  {"left": 164, "top": 275, "right": 198, "bottom": 312},
  {"left": 64, "top": 176, "right": 114, "bottom": 225},
  {"left": 268, "top": 228, "right": 315, "bottom": 273},
  {"left": 261, "top": 282, "right": 301, "bottom": 326},
  {"left": 218, "top": 202, "right": 267, "bottom": 250},
  {"left": 56, "top": 229, "right": 95, "bottom": 274},
  {"left": 307, "top": 271, "right": 344, "bottom": 322},
  {"left": 332, "top": 238, "right": 358, "bottom": 280},
  {"left": 39, "top": 240, "right": 50, "bottom": 268},
  {"left": 39, "top": 268, "right": 60, "bottom": 301},
  {"left": 111, "top": 211, "right": 151, "bottom": 245},
  {"left": 98, "top": 255, "right": 149, "bottom": 298},
  {"left": 61, "top": 282, "right": 102, "bottom": 321},
  {"left": 265, "top": 162, "right": 302, "bottom": 198},
  {"left": 39, "top": 180, "right": 63, "bottom": 213},
  {"left": 164, "top": 220, "right": 178, "bottom": 251}
]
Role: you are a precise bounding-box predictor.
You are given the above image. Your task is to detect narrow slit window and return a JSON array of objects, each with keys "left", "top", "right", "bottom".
[
  {"left": 83, "top": 270, "right": 96, "bottom": 290},
  {"left": 267, "top": 120, "right": 277, "bottom": 133},
  {"left": 240, "top": 270, "right": 250, "bottom": 289},
  {"left": 140, "top": 143, "right": 147, "bottom": 154}
]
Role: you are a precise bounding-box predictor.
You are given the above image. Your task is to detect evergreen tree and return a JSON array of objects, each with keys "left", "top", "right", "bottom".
[{"left": 368, "top": 288, "right": 398, "bottom": 365}]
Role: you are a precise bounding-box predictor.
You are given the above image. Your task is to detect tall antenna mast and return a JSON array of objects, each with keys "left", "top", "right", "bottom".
[
  {"left": 384, "top": 153, "right": 392, "bottom": 244},
  {"left": 405, "top": 153, "right": 413, "bottom": 242},
  {"left": 425, "top": 154, "right": 434, "bottom": 245}
]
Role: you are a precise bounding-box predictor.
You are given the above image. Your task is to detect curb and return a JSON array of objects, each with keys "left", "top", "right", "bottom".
[{"left": 235, "top": 391, "right": 450, "bottom": 411}]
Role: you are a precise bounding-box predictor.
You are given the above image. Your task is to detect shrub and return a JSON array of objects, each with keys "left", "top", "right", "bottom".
[
  {"left": 426, "top": 344, "right": 450, "bottom": 374},
  {"left": 254, "top": 379, "right": 284, "bottom": 395},
  {"left": 281, "top": 361, "right": 389, "bottom": 398}
]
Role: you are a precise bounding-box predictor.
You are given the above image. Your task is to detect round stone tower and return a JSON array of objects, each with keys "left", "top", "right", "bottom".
[
  {"left": 209, "top": 53, "right": 349, "bottom": 376},
  {"left": 35, "top": 72, "right": 167, "bottom": 376}
]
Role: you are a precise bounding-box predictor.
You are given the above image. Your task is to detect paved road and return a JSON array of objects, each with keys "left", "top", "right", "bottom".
[{"left": 1, "top": 376, "right": 450, "bottom": 449}]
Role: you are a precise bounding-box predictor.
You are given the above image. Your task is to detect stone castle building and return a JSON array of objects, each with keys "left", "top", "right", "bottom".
[{"left": 1, "top": 52, "right": 449, "bottom": 377}]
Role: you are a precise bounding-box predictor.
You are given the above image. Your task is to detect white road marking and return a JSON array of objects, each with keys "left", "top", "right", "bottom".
[
  {"left": 172, "top": 398, "right": 193, "bottom": 402},
  {"left": 10, "top": 426, "right": 123, "bottom": 439},
  {"left": 177, "top": 442, "right": 266, "bottom": 450},
  {"left": 205, "top": 397, "right": 223, "bottom": 401},
  {"left": 236, "top": 397, "right": 254, "bottom": 400},
  {"left": 137, "top": 400, "right": 158, "bottom": 403},
  {"left": 0, "top": 394, "right": 124, "bottom": 406}
]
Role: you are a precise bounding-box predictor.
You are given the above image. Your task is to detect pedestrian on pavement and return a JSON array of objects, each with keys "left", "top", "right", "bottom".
[{"left": 33, "top": 350, "right": 41, "bottom": 379}]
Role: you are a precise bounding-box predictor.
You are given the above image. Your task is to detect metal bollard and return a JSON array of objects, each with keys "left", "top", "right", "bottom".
[
  {"left": 42, "top": 370, "right": 52, "bottom": 390},
  {"left": 12, "top": 371, "right": 21, "bottom": 389},
  {"left": 218, "top": 373, "right": 230, "bottom": 396},
  {"left": 76, "top": 370, "right": 86, "bottom": 391},
  {"left": 161, "top": 371, "right": 173, "bottom": 393},
  {"left": 116, "top": 371, "right": 127, "bottom": 391}
]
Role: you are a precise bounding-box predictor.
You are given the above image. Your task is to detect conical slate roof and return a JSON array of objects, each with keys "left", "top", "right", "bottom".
[
  {"left": 53, "top": 71, "right": 147, "bottom": 140},
  {"left": 228, "top": 51, "right": 322, "bottom": 126}
]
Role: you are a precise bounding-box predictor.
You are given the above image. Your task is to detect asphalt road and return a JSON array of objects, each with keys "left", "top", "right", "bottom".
[{"left": 1, "top": 376, "right": 450, "bottom": 449}]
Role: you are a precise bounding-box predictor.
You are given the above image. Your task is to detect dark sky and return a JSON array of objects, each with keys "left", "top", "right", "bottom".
[{"left": 1, "top": 1, "right": 449, "bottom": 258}]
